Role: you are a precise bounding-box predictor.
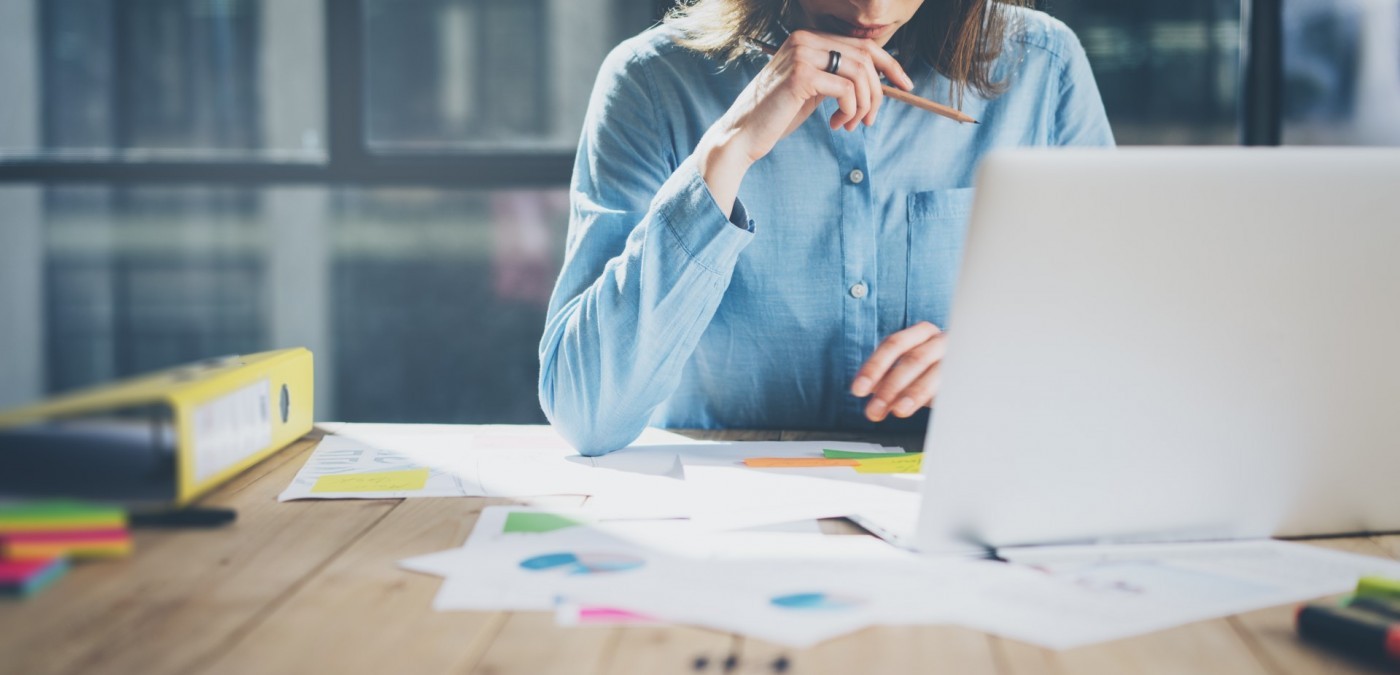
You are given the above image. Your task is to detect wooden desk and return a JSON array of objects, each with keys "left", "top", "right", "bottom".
[{"left": 3, "top": 429, "right": 1397, "bottom": 675}]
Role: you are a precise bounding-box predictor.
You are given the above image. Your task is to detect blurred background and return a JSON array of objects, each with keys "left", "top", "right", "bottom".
[{"left": 0, "top": 0, "right": 1396, "bottom": 422}]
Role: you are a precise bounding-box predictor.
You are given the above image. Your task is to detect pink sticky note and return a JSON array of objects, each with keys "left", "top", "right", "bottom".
[{"left": 0, "top": 557, "right": 65, "bottom": 583}]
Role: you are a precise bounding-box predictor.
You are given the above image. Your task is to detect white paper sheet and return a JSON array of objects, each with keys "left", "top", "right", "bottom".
[
  {"left": 401, "top": 506, "right": 1017, "bottom": 648},
  {"left": 278, "top": 424, "right": 706, "bottom": 501},
  {"left": 668, "top": 464, "right": 922, "bottom": 531},
  {"left": 400, "top": 506, "right": 681, "bottom": 578},
  {"left": 976, "top": 539, "right": 1400, "bottom": 649},
  {"left": 559, "top": 531, "right": 1017, "bottom": 648},
  {"left": 281, "top": 425, "right": 904, "bottom": 503},
  {"left": 420, "top": 508, "right": 842, "bottom": 612},
  {"left": 399, "top": 512, "right": 821, "bottom": 579},
  {"left": 576, "top": 537, "right": 1400, "bottom": 649},
  {"left": 579, "top": 442, "right": 915, "bottom": 525},
  {"left": 401, "top": 505, "right": 931, "bottom": 641},
  {"left": 282, "top": 425, "right": 920, "bottom": 540},
  {"left": 401, "top": 506, "right": 1400, "bottom": 650},
  {"left": 566, "top": 557, "right": 908, "bottom": 647}
]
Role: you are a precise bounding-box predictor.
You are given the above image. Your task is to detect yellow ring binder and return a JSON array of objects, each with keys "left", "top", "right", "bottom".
[{"left": 0, "top": 348, "right": 314, "bottom": 506}]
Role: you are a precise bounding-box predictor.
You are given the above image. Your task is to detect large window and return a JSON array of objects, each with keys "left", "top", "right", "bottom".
[
  {"left": 1, "top": 0, "right": 1394, "bottom": 421},
  {"left": 1045, "top": 0, "right": 1243, "bottom": 145},
  {"left": 367, "top": 0, "right": 550, "bottom": 151},
  {"left": 0, "top": 0, "right": 655, "bottom": 421},
  {"left": 20, "top": 183, "right": 564, "bottom": 423},
  {"left": 1282, "top": 0, "right": 1400, "bottom": 145},
  {"left": 21, "top": 0, "right": 323, "bottom": 161}
]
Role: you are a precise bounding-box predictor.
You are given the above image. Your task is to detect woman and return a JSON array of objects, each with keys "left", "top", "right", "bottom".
[{"left": 539, "top": 0, "right": 1113, "bottom": 455}]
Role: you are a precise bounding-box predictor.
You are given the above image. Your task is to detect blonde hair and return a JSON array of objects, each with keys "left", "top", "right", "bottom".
[{"left": 665, "top": 0, "right": 1031, "bottom": 106}]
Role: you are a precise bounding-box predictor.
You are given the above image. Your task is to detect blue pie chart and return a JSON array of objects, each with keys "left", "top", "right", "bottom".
[
  {"left": 770, "top": 592, "right": 865, "bottom": 611},
  {"left": 519, "top": 551, "right": 645, "bottom": 575}
]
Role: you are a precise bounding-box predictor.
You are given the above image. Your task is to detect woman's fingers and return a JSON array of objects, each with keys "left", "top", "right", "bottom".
[
  {"left": 863, "top": 54, "right": 885, "bottom": 125},
  {"left": 865, "top": 339, "right": 945, "bottom": 420},
  {"left": 727, "top": 31, "right": 902, "bottom": 167},
  {"left": 864, "top": 335, "right": 946, "bottom": 421},
  {"left": 821, "top": 33, "right": 914, "bottom": 91},
  {"left": 888, "top": 361, "right": 943, "bottom": 419},
  {"left": 832, "top": 49, "right": 881, "bottom": 129},
  {"left": 844, "top": 54, "right": 872, "bottom": 130},
  {"left": 805, "top": 67, "right": 858, "bottom": 129},
  {"left": 851, "top": 322, "right": 946, "bottom": 422},
  {"left": 786, "top": 31, "right": 888, "bottom": 129},
  {"left": 851, "top": 322, "right": 941, "bottom": 397},
  {"left": 792, "top": 42, "right": 868, "bottom": 130}
]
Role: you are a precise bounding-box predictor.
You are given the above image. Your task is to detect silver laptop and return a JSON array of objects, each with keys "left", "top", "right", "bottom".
[{"left": 911, "top": 148, "right": 1400, "bottom": 553}]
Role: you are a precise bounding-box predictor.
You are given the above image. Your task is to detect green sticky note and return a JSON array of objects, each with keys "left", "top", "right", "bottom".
[
  {"left": 503, "top": 512, "right": 583, "bottom": 534},
  {"left": 0, "top": 501, "right": 126, "bottom": 533},
  {"left": 311, "top": 468, "right": 430, "bottom": 493},
  {"left": 852, "top": 454, "right": 924, "bottom": 474},
  {"left": 822, "top": 449, "right": 910, "bottom": 460}
]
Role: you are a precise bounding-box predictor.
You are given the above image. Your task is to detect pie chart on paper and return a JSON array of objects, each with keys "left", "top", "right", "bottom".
[
  {"left": 770, "top": 592, "right": 866, "bottom": 611},
  {"left": 518, "top": 551, "right": 645, "bottom": 575}
]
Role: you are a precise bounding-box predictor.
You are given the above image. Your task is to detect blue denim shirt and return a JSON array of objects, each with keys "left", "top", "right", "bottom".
[{"left": 540, "top": 8, "right": 1114, "bottom": 455}]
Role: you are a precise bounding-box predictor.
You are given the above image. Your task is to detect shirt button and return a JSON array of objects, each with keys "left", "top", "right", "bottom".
[
  {"left": 848, "top": 168, "right": 864, "bottom": 185},
  {"left": 849, "top": 281, "right": 868, "bottom": 299}
]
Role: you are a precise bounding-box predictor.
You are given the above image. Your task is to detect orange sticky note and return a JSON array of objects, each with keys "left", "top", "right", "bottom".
[{"left": 0, "top": 529, "right": 133, "bottom": 560}]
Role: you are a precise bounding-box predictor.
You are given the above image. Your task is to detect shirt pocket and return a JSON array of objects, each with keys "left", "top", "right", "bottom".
[{"left": 905, "top": 187, "right": 977, "bottom": 329}]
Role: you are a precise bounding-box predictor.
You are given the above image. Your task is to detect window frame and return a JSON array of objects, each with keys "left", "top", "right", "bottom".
[
  {"left": 1241, "top": 0, "right": 1283, "bottom": 145},
  {"left": 0, "top": 0, "right": 1284, "bottom": 189}
]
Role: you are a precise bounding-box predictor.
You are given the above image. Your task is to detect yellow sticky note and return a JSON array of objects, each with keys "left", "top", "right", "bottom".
[
  {"left": 311, "top": 468, "right": 431, "bottom": 493},
  {"left": 853, "top": 454, "right": 923, "bottom": 474}
]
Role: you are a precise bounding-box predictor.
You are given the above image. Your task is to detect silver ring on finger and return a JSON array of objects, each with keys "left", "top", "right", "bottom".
[{"left": 826, "top": 50, "right": 842, "bottom": 74}]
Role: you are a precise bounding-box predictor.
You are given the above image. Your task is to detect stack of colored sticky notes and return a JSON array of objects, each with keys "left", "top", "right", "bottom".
[
  {"left": 0, "top": 501, "right": 132, "bottom": 598},
  {"left": 0, "top": 501, "right": 132, "bottom": 560},
  {"left": 1296, "top": 575, "right": 1400, "bottom": 664}
]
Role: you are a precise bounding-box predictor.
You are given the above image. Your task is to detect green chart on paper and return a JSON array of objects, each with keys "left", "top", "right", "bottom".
[{"left": 503, "top": 512, "right": 583, "bottom": 534}]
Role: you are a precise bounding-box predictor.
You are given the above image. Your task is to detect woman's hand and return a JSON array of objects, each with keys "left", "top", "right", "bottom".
[
  {"left": 696, "top": 30, "right": 914, "bottom": 215},
  {"left": 851, "top": 321, "right": 946, "bottom": 422}
]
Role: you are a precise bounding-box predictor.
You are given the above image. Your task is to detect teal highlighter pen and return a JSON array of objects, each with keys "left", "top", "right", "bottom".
[
  {"left": 1296, "top": 602, "right": 1400, "bottom": 664},
  {"left": 1346, "top": 595, "right": 1400, "bottom": 621}
]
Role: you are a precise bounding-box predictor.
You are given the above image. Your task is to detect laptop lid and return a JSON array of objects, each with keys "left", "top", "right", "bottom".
[{"left": 916, "top": 148, "right": 1400, "bottom": 552}]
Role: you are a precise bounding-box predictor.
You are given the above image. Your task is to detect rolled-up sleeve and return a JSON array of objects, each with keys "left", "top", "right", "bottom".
[{"left": 538, "top": 44, "right": 754, "bottom": 456}]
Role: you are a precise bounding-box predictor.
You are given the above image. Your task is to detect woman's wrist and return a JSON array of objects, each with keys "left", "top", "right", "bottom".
[{"left": 695, "top": 127, "right": 756, "bottom": 219}]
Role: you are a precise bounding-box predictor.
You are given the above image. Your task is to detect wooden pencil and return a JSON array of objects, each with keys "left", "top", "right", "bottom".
[{"left": 745, "top": 38, "right": 979, "bottom": 125}]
